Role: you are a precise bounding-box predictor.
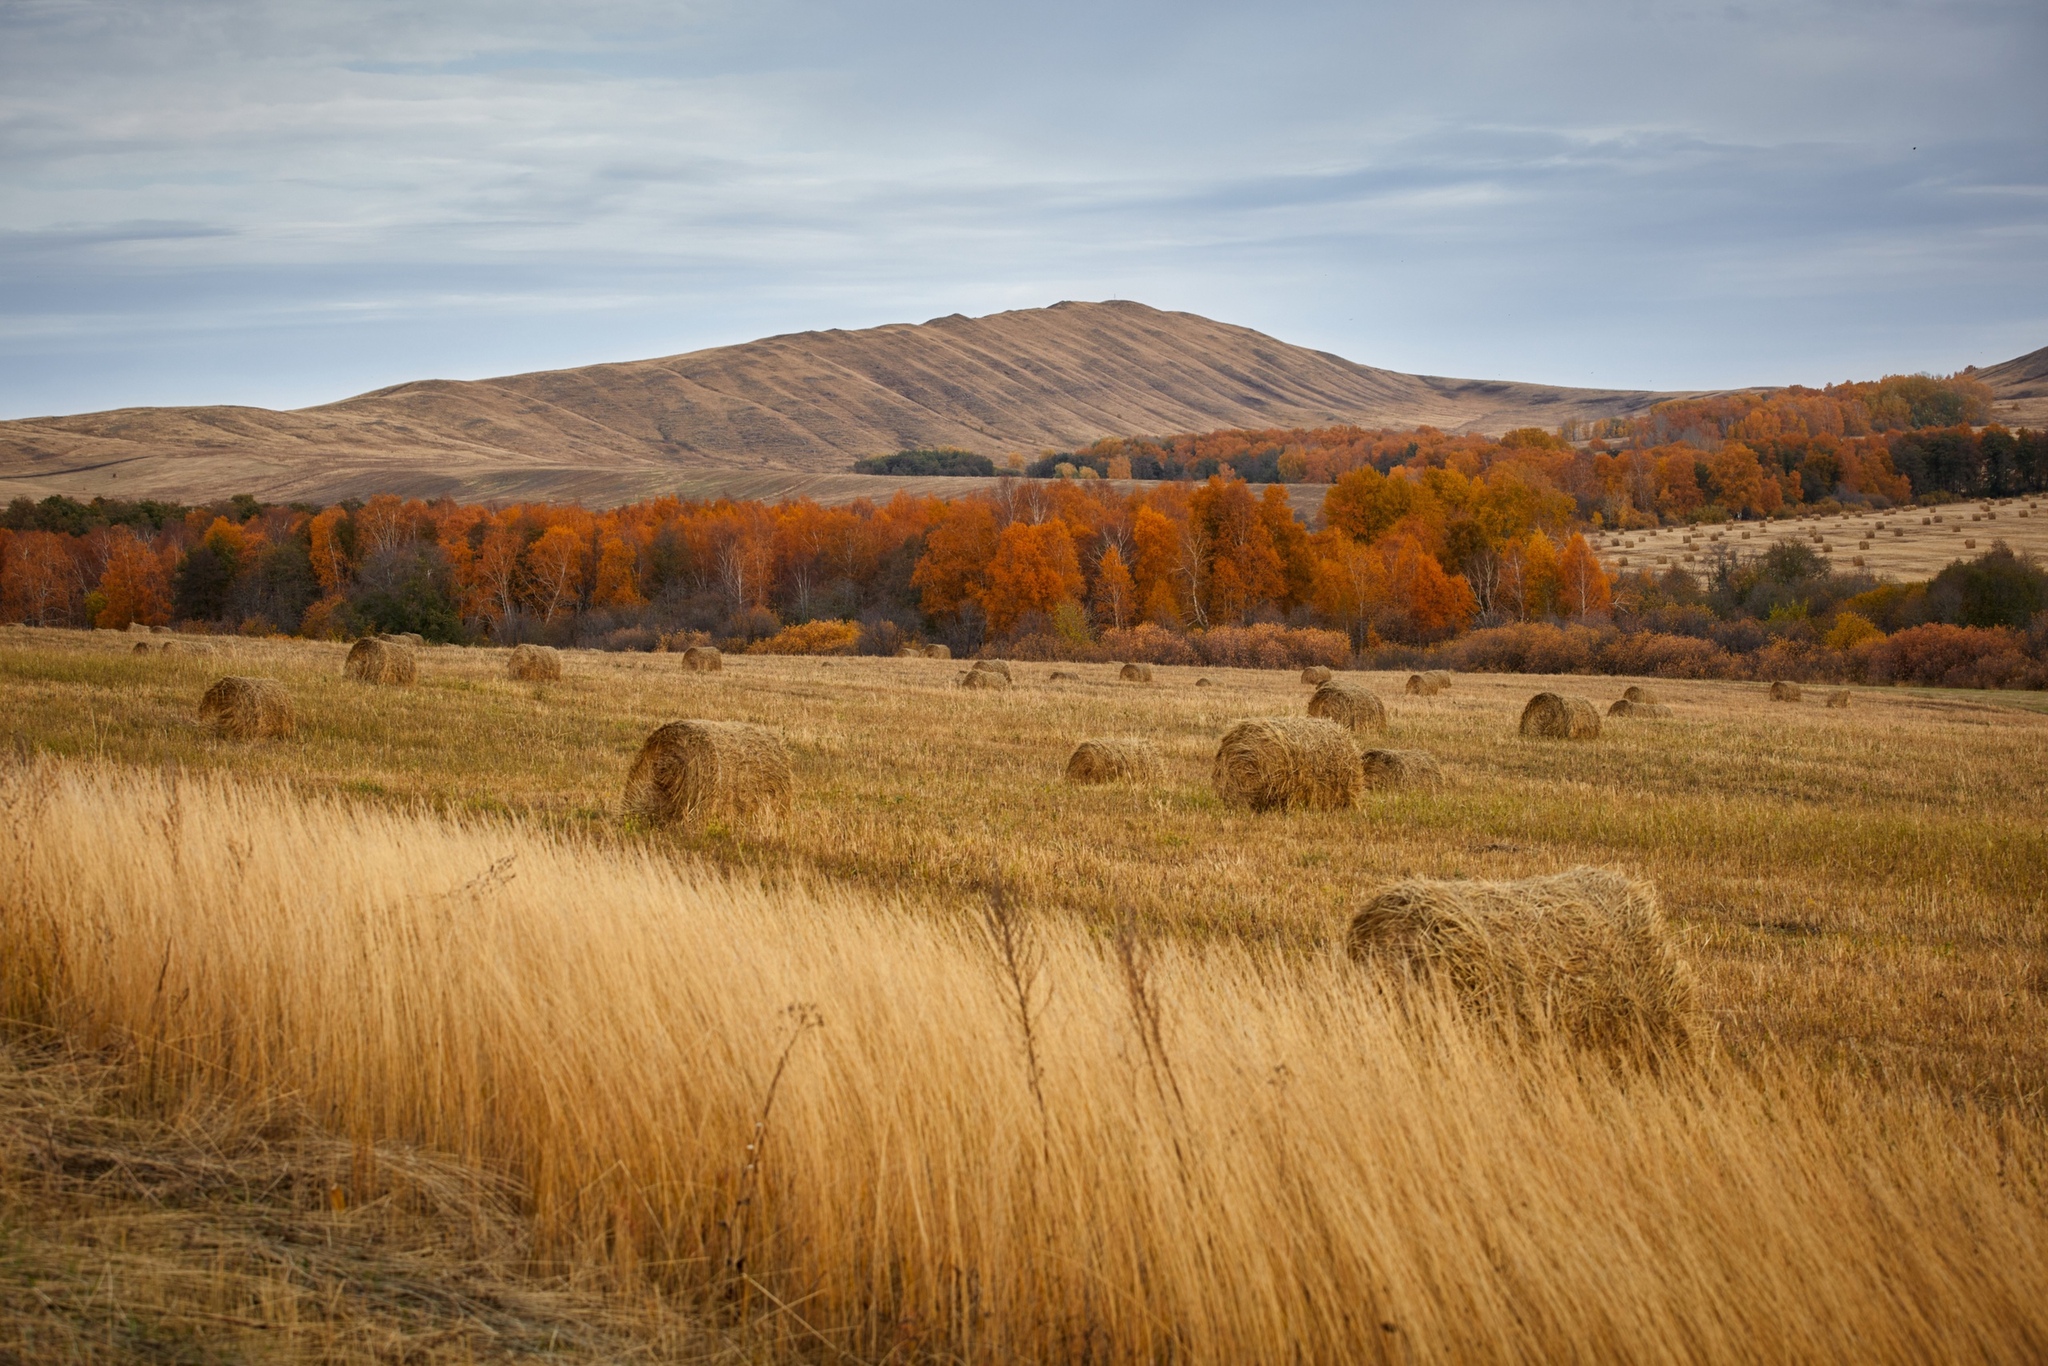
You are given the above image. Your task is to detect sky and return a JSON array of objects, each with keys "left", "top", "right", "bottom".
[{"left": 2, "top": 0, "right": 2045, "bottom": 419}]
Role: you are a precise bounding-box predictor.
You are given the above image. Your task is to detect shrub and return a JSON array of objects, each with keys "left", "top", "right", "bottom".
[
  {"left": 852, "top": 449, "right": 995, "bottom": 476},
  {"left": 1099, "top": 624, "right": 1200, "bottom": 666},
  {"left": 1853, "top": 624, "right": 2042, "bottom": 689},
  {"left": 1823, "top": 612, "right": 1883, "bottom": 652},
  {"left": 746, "top": 619, "right": 862, "bottom": 655},
  {"left": 1193, "top": 624, "right": 1350, "bottom": 670}
]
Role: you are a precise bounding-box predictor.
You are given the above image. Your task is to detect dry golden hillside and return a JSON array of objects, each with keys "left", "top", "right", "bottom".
[{"left": 0, "top": 302, "right": 1690, "bottom": 507}]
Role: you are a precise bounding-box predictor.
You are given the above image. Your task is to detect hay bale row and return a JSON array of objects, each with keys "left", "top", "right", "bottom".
[
  {"left": 1519, "top": 692, "right": 1600, "bottom": 739},
  {"left": 682, "top": 645, "right": 723, "bottom": 672},
  {"left": 1212, "top": 717, "right": 1360, "bottom": 812},
  {"left": 1405, "top": 670, "right": 1452, "bottom": 696},
  {"left": 198, "top": 676, "right": 294, "bottom": 740},
  {"left": 1065, "top": 738, "right": 1164, "bottom": 785},
  {"left": 1345, "top": 867, "right": 1705, "bottom": 1059},
  {"left": 1607, "top": 698, "right": 1672, "bottom": 718},
  {"left": 1360, "top": 749, "right": 1441, "bottom": 790},
  {"left": 623, "top": 720, "right": 790, "bottom": 827},
  {"left": 1307, "top": 680, "right": 1388, "bottom": 734},
  {"left": 345, "top": 637, "right": 416, "bottom": 685},
  {"left": 508, "top": 643, "right": 562, "bottom": 681}
]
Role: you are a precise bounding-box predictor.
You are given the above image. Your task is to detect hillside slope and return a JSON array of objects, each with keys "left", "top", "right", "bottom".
[
  {"left": 1977, "top": 345, "right": 2048, "bottom": 427},
  {"left": 0, "top": 302, "right": 1685, "bottom": 507}
]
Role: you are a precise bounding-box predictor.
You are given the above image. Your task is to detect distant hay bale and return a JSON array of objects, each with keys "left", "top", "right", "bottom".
[
  {"left": 1212, "top": 717, "right": 1361, "bottom": 812},
  {"left": 1826, "top": 690, "right": 1851, "bottom": 709},
  {"left": 924, "top": 643, "right": 951, "bottom": 659},
  {"left": 1607, "top": 699, "right": 1672, "bottom": 718},
  {"left": 131, "top": 640, "right": 152, "bottom": 655},
  {"left": 1301, "top": 665, "right": 1333, "bottom": 685},
  {"left": 1360, "top": 748, "right": 1442, "bottom": 790},
  {"left": 344, "top": 636, "right": 416, "bottom": 685},
  {"left": 1119, "top": 662, "right": 1154, "bottom": 683},
  {"left": 1307, "top": 681, "right": 1388, "bottom": 734},
  {"left": 894, "top": 645, "right": 922, "bottom": 658},
  {"left": 508, "top": 643, "right": 562, "bottom": 681},
  {"left": 197, "top": 676, "right": 294, "bottom": 740},
  {"left": 379, "top": 632, "right": 426, "bottom": 648},
  {"left": 1405, "top": 670, "right": 1452, "bottom": 695},
  {"left": 1195, "top": 677, "right": 1214, "bottom": 688},
  {"left": 682, "top": 645, "right": 723, "bottom": 673},
  {"left": 150, "top": 626, "right": 173, "bottom": 636},
  {"left": 1344, "top": 867, "right": 1705, "bottom": 1059},
  {"left": 125, "top": 622, "right": 151, "bottom": 636},
  {"left": 960, "top": 668, "right": 1011, "bottom": 690},
  {"left": 1065, "top": 737, "right": 1165, "bottom": 785},
  {"left": 1519, "top": 692, "right": 1599, "bottom": 739},
  {"left": 623, "top": 720, "right": 791, "bottom": 828},
  {"left": 971, "top": 659, "right": 1012, "bottom": 680},
  {"left": 1622, "top": 685, "right": 1660, "bottom": 704},
  {"left": 1049, "top": 670, "right": 1081, "bottom": 681},
  {"left": 1769, "top": 680, "right": 1802, "bottom": 702}
]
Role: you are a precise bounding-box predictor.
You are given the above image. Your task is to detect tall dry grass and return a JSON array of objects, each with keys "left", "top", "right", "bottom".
[{"left": 3, "top": 758, "right": 2043, "bottom": 1362}]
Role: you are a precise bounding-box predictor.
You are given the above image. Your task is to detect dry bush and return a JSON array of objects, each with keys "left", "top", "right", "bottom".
[
  {"left": 1307, "top": 681, "right": 1388, "bottom": 734},
  {"left": 1346, "top": 867, "right": 1707, "bottom": 1060},
  {"left": 1607, "top": 699, "right": 1673, "bottom": 718},
  {"left": 196, "top": 677, "right": 294, "bottom": 740},
  {"left": 345, "top": 637, "right": 416, "bottom": 685},
  {"left": 1119, "top": 662, "right": 1154, "bottom": 683},
  {"left": 4, "top": 763, "right": 2046, "bottom": 1363},
  {"left": 1097, "top": 624, "right": 1199, "bottom": 666},
  {"left": 1212, "top": 716, "right": 1360, "bottom": 811},
  {"left": 681, "top": 645, "right": 723, "bottom": 673},
  {"left": 959, "top": 669, "right": 1011, "bottom": 691},
  {"left": 1520, "top": 692, "right": 1600, "bottom": 739},
  {"left": 1771, "top": 680, "right": 1803, "bottom": 702},
  {"left": 1359, "top": 748, "right": 1442, "bottom": 790},
  {"left": 746, "top": 620, "right": 861, "bottom": 656},
  {"left": 1301, "top": 666, "right": 1333, "bottom": 685},
  {"left": 1065, "top": 738, "right": 1165, "bottom": 785},
  {"left": 507, "top": 643, "right": 562, "bottom": 681},
  {"left": 621, "top": 720, "right": 791, "bottom": 827},
  {"left": 1826, "top": 690, "right": 1852, "bottom": 708},
  {"left": 1193, "top": 623, "right": 1350, "bottom": 670},
  {"left": 1622, "top": 685, "right": 1660, "bottom": 704},
  {"left": 1405, "top": 670, "right": 1451, "bottom": 695}
]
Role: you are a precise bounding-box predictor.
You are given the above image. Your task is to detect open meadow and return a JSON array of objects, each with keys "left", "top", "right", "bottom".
[{"left": 3, "top": 624, "right": 2047, "bottom": 1361}]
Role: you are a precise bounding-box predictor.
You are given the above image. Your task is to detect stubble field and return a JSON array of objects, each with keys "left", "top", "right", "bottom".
[{"left": 2, "top": 625, "right": 2046, "bottom": 1361}]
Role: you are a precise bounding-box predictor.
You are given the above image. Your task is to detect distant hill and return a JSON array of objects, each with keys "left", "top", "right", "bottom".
[
  {"left": 1975, "top": 345, "right": 2048, "bottom": 427},
  {"left": 0, "top": 300, "right": 2035, "bottom": 508},
  {"left": 0, "top": 302, "right": 1696, "bottom": 507}
]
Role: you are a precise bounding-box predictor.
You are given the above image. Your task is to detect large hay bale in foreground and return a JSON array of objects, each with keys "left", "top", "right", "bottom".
[
  {"left": 198, "top": 676, "right": 294, "bottom": 740},
  {"left": 1825, "top": 689, "right": 1851, "bottom": 709},
  {"left": 1345, "top": 867, "right": 1705, "bottom": 1058},
  {"left": 682, "top": 645, "right": 723, "bottom": 673},
  {"left": 1769, "top": 680, "right": 1801, "bottom": 702},
  {"left": 1607, "top": 698, "right": 1672, "bottom": 718},
  {"left": 959, "top": 668, "right": 1011, "bottom": 690},
  {"left": 508, "top": 643, "right": 562, "bottom": 681},
  {"left": 1406, "top": 670, "right": 1452, "bottom": 696},
  {"left": 1360, "top": 749, "right": 1442, "bottom": 790},
  {"left": 1065, "top": 738, "right": 1165, "bottom": 785},
  {"left": 1519, "top": 692, "right": 1599, "bottom": 739},
  {"left": 1212, "top": 717, "right": 1361, "bottom": 812},
  {"left": 1308, "top": 681, "right": 1388, "bottom": 734},
  {"left": 623, "top": 720, "right": 791, "bottom": 827},
  {"left": 344, "top": 637, "right": 416, "bottom": 685},
  {"left": 1301, "top": 665, "right": 1333, "bottom": 685},
  {"left": 1119, "top": 662, "right": 1154, "bottom": 683},
  {"left": 1622, "top": 685, "right": 1660, "bottom": 704},
  {"left": 971, "top": 659, "right": 1012, "bottom": 680}
]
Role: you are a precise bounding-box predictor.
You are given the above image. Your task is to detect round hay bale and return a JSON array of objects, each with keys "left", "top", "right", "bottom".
[
  {"left": 508, "top": 643, "right": 562, "bottom": 681},
  {"left": 1405, "top": 670, "right": 1452, "bottom": 696},
  {"left": 344, "top": 636, "right": 416, "bottom": 685},
  {"left": 132, "top": 640, "right": 153, "bottom": 655},
  {"left": 378, "top": 631, "right": 426, "bottom": 648},
  {"left": 125, "top": 622, "right": 151, "bottom": 636},
  {"left": 1344, "top": 867, "right": 1706, "bottom": 1059},
  {"left": 1769, "top": 680, "right": 1801, "bottom": 702},
  {"left": 1825, "top": 689, "right": 1851, "bottom": 709},
  {"left": 1621, "top": 684, "right": 1660, "bottom": 704},
  {"left": 959, "top": 668, "right": 1011, "bottom": 690},
  {"left": 894, "top": 645, "right": 923, "bottom": 658},
  {"left": 198, "top": 676, "right": 294, "bottom": 740},
  {"left": 1519, "top": 692, "right": 1600, "bottom": 739},
  {"left": 623, "top": 720, "right": 791, "bottom": 828},
  {"left": 1307, "top": 681, "right": 1388, "bottom": 734},
  {"left": 1359, "top": 748, "right": 1442, "bottom": 790},
  {"left": 924, "top": 643, "right": 951, "bottom": 659},
  {"left": 970, "top": 659, "right": 1012, "bottom": 679},
  {"left": 1301, "top": 665, "right": 1333, "bottom": 685},
  {"left": 1607, "top": 699, "right": 1672, "bottom": 718},
  {"left": 1212, "top": 717, "right": 1361, "bottom": 812},
  {"left": 1119, "top": 662, "right": 1154, "bottom": 683},
  {"left": 1065, "top": 737, "right": 1165, "bottom": 785},
  {"left": 681, "top": 645, "right": 723, "bottom": 673},
  {"left": 1195, "top": 677, "right": 1214, "bottom": 688},
  {"left": 150, "top": 625, "right": 174, "bottom": 636},
  {"left": 1049, "top": 670, "right": 1081, "bottom": 681}
]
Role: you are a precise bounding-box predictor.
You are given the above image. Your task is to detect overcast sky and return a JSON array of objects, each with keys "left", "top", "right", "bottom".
[{"left": 3, "top": 0, "right": 2044, "bottom": 418}]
